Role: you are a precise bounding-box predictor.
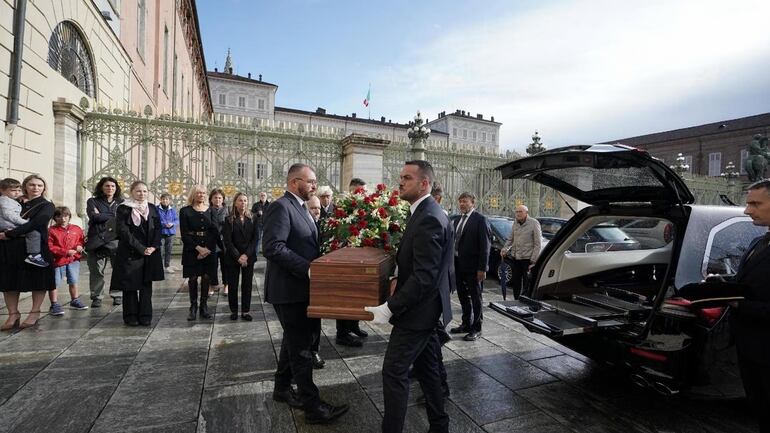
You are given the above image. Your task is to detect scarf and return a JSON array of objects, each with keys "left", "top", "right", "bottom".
[{"left": 122, "top": 199, "right": 149, "bottom": 226}]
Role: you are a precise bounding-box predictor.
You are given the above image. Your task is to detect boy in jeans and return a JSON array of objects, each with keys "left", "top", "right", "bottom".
[
  {"left": 158, "top": 193, "right": 179, "bottom": 273},
  {"left": 0, "top": 178, "right": 48, "bottom": 267},
  {"left": 48, "top": 206, "right": 88, "bottom": 314}
]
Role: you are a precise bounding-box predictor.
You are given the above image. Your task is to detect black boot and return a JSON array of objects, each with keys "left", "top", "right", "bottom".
[
  {"left": 187, "top": 302, "right": 198, "bottom": 321},
  {"left": 199, "top": 293, "right": 211, "bottom": 319}
]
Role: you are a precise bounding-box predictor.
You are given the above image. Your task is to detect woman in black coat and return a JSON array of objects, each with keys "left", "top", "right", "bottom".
[
  {"left": 179, "top": 185, "right": 219, "bottom": 321},
  {"left": 111, "top": 181, "right": 164, "bottom": 326},
  {"left": 222, "top": 192, "right": 258, "bottom": 321},
  {"left": 0, "top": 174, "right": 55, "bottom": 330}
]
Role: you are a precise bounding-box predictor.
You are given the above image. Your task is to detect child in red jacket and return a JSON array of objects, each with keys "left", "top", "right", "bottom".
[{"left": 48, "top": 206, "right": 88, "bottom": 313}]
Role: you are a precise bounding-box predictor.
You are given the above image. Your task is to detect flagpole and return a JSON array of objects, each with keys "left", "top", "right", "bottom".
[{"left": 368, "top": 83, "right": 371, "bottom": 120}]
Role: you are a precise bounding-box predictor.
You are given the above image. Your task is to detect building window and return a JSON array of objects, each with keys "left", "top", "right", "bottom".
[
  {"left": 47, "top": 21, "right": 96, "bottom": 97},
  {"left": 258, "top": 99, "right": 265, "bottom": 110},
  {"left": 162, "top": 26, "right": 169, "bottom": 93},
  {"left": 452, "top": 128, "right": 457, "bottom": 137},
  {"left": 137, "top": 0, "right": 146, "bottom": 59},
  {"left": 708, "top": 152, "right": 722, "bottom": 177},
  {"left": 482, "top": 132, "right": 487, "bottom": 142},
  {"left": 238, "top": 96, "right": 246, "bottom": 108},
  {"left": 462, "top": 129, "right": 467, "bottom": 139},
  {"left": 472, "top": 131, "right": 477, "bottom": 140},
  {"left": 255, "top": 163, "right": 265, "bottom": 180},
  {"left": 740, "top": 149, "right": 749, "bottom": 175},
  {"left": 237, "top": 162, "right": 247, "bottom": 178},
  {"left": 218, "top": 94, "right": 226, "bottom": 105},
  {"left": 491, "top": 134, "right": 496, "bottom": 143}
]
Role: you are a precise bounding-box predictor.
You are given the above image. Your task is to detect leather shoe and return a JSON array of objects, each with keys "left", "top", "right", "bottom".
[
  {"left": 312, "top": 352, "right": 325, "bottom": 369},
  {"left": 463, "top": 331, "right": 482, "bottom": 341},
  {"left": 350, "top": 325, "right": 368, "bottom": 338},
  {"left": 241, "top": 313, "right": 253, "bottom": 321},
  {"left": 335, "top": 333, "right": 363, "bottom": 347},
  {"left": 449, "top": 325, "right": 470, "bottom": 334},
  {"left": 273, "top": 388, "right": 303, "bottom": 408},
  {"left": 305, "top": 402, "right": 349, "bottom": 424},
  {"left": 230, "top": 313, "right": 238, "bottom": 320}
]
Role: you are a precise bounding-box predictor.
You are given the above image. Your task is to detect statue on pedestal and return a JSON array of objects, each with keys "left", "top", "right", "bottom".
[{"left": 744, "top": 134, "right": 770, "bottom": 182}]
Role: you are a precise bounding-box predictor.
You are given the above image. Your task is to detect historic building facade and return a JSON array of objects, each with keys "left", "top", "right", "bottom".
[
  {"left": 0, "top": 0, "right": 210, "bottom": 213},
  {"left": 608, "top": 113, "right": 770, "bottom": 180}
]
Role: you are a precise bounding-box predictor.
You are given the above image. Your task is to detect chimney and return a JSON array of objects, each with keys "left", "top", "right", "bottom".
[
  {"left": 247, "top": 72, "right": 251, "bottom": 79},
  {"left": 455, "top": 109, "right": 461, "bottom": 115},
  {"left": 316, "top": 107, "right": 326, "bottom": 115},
  {"left": 381, "top": 116, "right": 386, "bottom": 122},
  {"left": 352, "top": 113, "right": 356, "bottom": 118},
  {"left": 388, "top": 119, "right": 391, "bottom": 123},
  {"left": 228, "top": 67, "right": 233, "bottom": 74},
  {"left": 477, "top": 114, "right": 483, "bottom": 119},
  {"left": 491, "top": 116, "right": 495, "bottom": 122},
  {"left": 214, "top": 67, "right": 218, "bottom": 72},
  {"left": 259, "top": 74, "right": 262, "bottom": 81},
  {"left": 461, "top": 110, "right": 465, "bottom": 116}
]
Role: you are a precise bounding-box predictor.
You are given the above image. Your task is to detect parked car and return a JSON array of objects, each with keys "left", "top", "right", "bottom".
[
  {"left": 536, "top": 216, "right": 641, "bottom": 253},
  {"left": 617, "top": 218, "right": 675, "bottom": 249},
  {"left": 491, "top": 144, "right": 765, "bottom": 399},
  {"left": 448, "top": 214, "right": 548, "bottom": 281}
]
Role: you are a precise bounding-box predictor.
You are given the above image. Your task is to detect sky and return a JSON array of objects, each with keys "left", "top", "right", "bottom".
[{"left": 196, "top": 0, "right": 770, "bottom": 153}]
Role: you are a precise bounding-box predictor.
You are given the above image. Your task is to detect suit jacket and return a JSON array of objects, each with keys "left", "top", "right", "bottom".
[
  {"left": 262, "top": 191, "right": 320, "bottom": 304},
  {"left": 388, "top": 196, "right": 454, "bottom": 330},
  {"left": 251, "top": 200, "right": 271, "bottom": 226},
  {"left": 732, "top": 232, "right": 770, "bottom": 364},
  {"left": 222, "top": 215, "right": 258, "bottom": 266},
  {"left": 320, "top": 203, "right": 335, "bottom": 220},
  {"left": 454, "top": 210, "right": 491, "bottom": 273}
]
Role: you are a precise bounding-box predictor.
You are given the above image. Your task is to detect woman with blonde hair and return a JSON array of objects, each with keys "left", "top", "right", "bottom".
[
  {"left": 179, "top": 185, "right": 219, "bottom": 320},
  {"left": 0, "top": 174, "right": 56, "bottom": 330},
  {"left": 222, "top": 192, "right": 258, "bottom": 320}
]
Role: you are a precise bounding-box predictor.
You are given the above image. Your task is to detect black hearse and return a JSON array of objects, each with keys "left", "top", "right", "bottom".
[{"left": 491, "top": 144, "right": 763, "bottom": 398}]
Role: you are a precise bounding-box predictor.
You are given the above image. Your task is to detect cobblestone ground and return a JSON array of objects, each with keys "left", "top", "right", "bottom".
[{"left": 0, "top": 260, "right": 757, "bottom": 433}]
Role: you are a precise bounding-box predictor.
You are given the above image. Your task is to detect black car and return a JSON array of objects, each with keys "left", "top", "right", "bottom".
[
  {"left": 537, "top": 216, "right": 640, "bottom": 253},
  {"left": 490, "top": 144, "right": 765, "bottom": 398}
]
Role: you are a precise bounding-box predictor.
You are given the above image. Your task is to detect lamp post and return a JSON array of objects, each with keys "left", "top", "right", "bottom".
[
  {"left": 721, "top": 161, "right": 741, "bottom": 203},
  {"left": 407, "top": 111, "right": 430, "bottom": 161}
]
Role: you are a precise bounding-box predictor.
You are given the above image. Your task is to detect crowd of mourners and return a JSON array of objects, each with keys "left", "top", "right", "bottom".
[{"left": 0, "top": 175, "right": 271, "bottom": 329}]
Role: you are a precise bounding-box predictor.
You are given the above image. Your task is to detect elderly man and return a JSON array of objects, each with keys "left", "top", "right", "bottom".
[
  {"left": 501, "top": 205, "right": 542, "bottom": 299},
  {"left": 251, "top": 191, "right": 271, "bottom": 256},
  {"left": 305, "top": 195, "right": 325, "bottom": 370},
  {"left": 317, "top": 186, "right": 334, "bottom": 219},
  {"left": 732, "top": 179, "right": 770, "bottom": 432}
]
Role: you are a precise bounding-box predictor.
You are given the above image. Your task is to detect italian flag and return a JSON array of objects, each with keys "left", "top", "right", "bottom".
[{"left": 363, "top": 87, "right": 371, "bottom": 107}]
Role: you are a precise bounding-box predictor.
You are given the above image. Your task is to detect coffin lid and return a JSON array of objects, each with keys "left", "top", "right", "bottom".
[
  {"left": 496, "top": 144, "right": 694, "bottom": 205},
  {"left": 312, "top": 246, "right": 391, "bottom": 265}
]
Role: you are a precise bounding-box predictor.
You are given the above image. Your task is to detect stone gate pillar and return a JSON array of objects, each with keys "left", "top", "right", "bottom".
[
  {"left": 52, "top": 99, "right": 86, "bottom": 221},
  {"left": 341, "top": 134, "right": 390, "bottom": 190}
]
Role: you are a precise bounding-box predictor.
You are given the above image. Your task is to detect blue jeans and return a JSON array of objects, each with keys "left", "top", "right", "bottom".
[
  {"left": 161, "top": 235, "right": 174, "bottom": 268},
  {"left": 55, "top": 261, "right": 81, "bottom": 288}
]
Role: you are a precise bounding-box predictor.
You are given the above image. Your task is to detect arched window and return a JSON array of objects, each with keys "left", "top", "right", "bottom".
[{"left": 47, "top": 21, "right": 96, "bottom": 97}]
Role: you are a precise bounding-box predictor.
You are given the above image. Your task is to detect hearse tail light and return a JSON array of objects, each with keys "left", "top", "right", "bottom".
[
  {"left": 664, "top": 223, "right": 673, "bottom": 243},
  {"left": 629, "top": 347, "right": 668, "bottom": 362}
]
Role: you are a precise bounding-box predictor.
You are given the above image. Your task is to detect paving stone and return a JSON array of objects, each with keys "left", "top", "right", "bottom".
[
  {"left": 482, "top": 410, "right": 572, "bottom": 433},
  {"left": 198, "top": 381, "right": 293, "bottom": 433}
]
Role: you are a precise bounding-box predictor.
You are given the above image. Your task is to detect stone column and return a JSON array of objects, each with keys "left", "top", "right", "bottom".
[
  {"left": 52, "top": 99, "right": 86, "bottom": 221},
  {"left": 341, "top": 134, "right": 390, "bottom": 190}
]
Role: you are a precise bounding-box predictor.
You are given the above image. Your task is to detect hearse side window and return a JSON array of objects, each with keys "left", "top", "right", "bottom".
[{"left": 703, "top": 220, "right": 766, "bottom": 276}]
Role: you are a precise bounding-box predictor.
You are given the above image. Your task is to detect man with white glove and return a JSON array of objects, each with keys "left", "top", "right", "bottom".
[{"left": 364, "top": 161, "right": 454, "bottom": 433}]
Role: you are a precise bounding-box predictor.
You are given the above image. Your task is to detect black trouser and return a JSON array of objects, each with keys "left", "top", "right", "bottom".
[
  {"left": 273, "top": 302, "right": 320, "bottom": 410},
  {"left": 188, "top": 275, "right": 210, "bottom": 304},
  {"left": 123, "top": 284, "right": 152, "bottom": 324},
  {"left": 455, "top": 267, "right": 483, "bottom": 332},
  {"left": 738, "top": 353, "right": 770, "bottom": 432},
  {"left": 336, "top": 319, "right": 359, "bottom": 337},
  {"left": 310, "top": 318, "right": 321, "bottom": 352},
  {"left": 510, "top": 258, "right": 531, "bottom": 299},
  {"left": 383, "top": 326, "right": 449, "bottom": 433},
  {"left": 254, "top": 224, "right": 262, "bottom": 255},
  {"left": 225, "top": 264, "right": 253, "bottom": 313},
  {"left": 161, "top": 235, "right": 173, "bottom": 268}
]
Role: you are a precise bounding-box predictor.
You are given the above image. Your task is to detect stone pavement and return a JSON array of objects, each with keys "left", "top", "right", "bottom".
[{"left": 0, "top": 260, "right": 757, "bottom": 433}]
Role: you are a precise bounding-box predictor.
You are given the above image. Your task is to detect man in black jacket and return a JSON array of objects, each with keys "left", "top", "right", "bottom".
[
  {"left": 251, "top": 191, "right": 270, "bottom": 256},
  {"left": 366, "top": 160, "right": 453, "bottom": 433},
  {"left": 263, "top": 163, "right": 348, "bottom": 424},
  {"left": 732, "top": 179, "right": 770, "bottom": 433},
  {"left": 450, "top": 192, "right": 491, "bottom": 341}
]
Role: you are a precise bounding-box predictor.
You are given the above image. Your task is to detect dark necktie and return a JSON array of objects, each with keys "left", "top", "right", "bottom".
[
  {"left": 301, "top": 203, "right": 317, "bottom": 234},
  {"left": 746, "top": 232, "right": 770, "bottom": 263},
  {"left": 454, "top": 214, "right": 468, "bottom": 254}
]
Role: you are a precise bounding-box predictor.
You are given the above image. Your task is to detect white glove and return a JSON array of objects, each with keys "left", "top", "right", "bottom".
[{"left": 364, "top": 302, "right": 393, "bottom": 324}]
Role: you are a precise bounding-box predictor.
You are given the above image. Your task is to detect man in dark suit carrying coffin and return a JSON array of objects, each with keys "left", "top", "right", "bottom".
[
  {"left": 731, "top": 179, "right": 770, "bottom": 433},
  {"left": 365, "top": 160, "right": 453, "bottom": 433},
  {"left": 450, "top": 192, "right": 491, "bottom": 341},
  {"left": 262, "top": 163, "right": 348, "bottom": 424}
]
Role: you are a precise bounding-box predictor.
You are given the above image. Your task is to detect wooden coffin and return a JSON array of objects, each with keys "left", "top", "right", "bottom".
[{"left": 308, "top": 247, "right": 394, "bottom": 320}]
